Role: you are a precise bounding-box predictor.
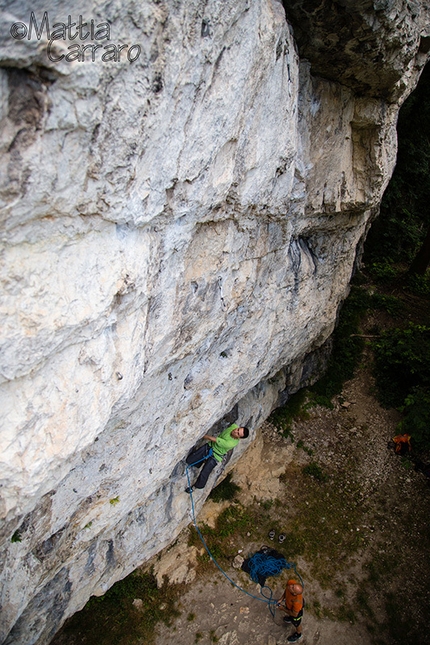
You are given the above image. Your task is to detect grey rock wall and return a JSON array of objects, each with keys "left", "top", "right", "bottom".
[{"left": 0, "top": 1, "right": 429, "bottom": 643}]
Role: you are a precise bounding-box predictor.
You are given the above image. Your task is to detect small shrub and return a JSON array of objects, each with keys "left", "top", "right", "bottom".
[
  {"left": 368, "top": 262, "right": 398, "bottom": 282},
  {"left": 369, "top": 293, "right": 403, "bottom": 316},
  {"left": 397, "top": 386, "right": 430, "bottom": 449},
  {"left": 407, "top": 271, "right": 430, "bottom": 296},
  {"left": 373, "top": 324, "right": 430, "bottom": 407},
  {"left": 209, "top": 473, "right": 241, "bottom": 503},
  {"left": 11, "top": 530, "right": 22, "bottom": 543}
]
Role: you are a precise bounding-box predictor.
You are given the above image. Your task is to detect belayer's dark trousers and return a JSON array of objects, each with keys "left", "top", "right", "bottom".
[{"left": 186, "top": 444, "right": 218, "bottom": 489}]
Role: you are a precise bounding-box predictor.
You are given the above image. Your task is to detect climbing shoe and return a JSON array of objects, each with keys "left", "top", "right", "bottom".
[
  {"left": 268, "top": 529, "right": 275, "bottom": 540},
  {"left": 287, "top": 633, "right": 302, "bottom": 642},
  {"left": 278, "top": 533, "right": 286, "bottom": 543},
  {"left": 185, "top": 486, "right": 194, "bottom": 494},
  {"left": 283, "top": 616, "right": 293, "bottom": 623}
]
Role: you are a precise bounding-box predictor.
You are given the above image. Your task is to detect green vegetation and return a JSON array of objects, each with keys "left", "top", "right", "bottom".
[
  {"left": 208, "top": 473, "right": 241, "bottom": 502},
  {"left": 408, "top": 271, "right": 430, "bottom": 296},
  {"left": 269, "top": 285, "right": 404, "bottom": 421},
  {"left": 398, "top": 386, "right": 430, "bottom": 448},
  {"left": 373, "top": 324, "right": 430, "bottom": 407},
  {"left": 308, "top": 287, "right": 405, "bottom": 406},
  {"left": 373, "top": 324, "right": 430, "bottom": 448},
  {"left": 56, "top": 570, "right": 181, "bottom": 645},
  {"left": 10, "top": 530, "right": 21, "bottom": 543},
  {"left": 109, "top": 496, "right": 120, "bottom": 505},
  {"left": 302, "top": 462, "right": 328, "bottom": 482}
]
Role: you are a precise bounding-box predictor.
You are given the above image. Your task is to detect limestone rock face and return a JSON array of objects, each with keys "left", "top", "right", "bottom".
[{"left": 0, "top": 0, "right": 428, "bottom": 643}]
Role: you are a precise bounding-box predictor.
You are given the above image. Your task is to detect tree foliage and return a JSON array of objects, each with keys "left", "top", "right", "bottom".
[{"left": 373, "top": 325, "right": 430, "bottom": 449}]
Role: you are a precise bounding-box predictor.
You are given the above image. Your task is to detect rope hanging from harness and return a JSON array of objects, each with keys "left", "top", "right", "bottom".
[{"left": 184, "top": 460, "right": 302, "bottom": 616}]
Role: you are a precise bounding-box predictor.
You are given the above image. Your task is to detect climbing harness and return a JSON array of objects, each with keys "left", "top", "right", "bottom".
[{"left": 185, "top": 457, "right": 303, "bottom": 617}]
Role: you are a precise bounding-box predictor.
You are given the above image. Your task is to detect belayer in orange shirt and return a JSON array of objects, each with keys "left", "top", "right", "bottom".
[{"left": 277, "top": 579, "right": 304, "bottom": 642}]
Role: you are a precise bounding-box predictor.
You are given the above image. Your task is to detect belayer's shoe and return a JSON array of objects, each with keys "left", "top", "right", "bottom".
[
  {"left": 185, "top": 486, "right": 194, "bottom": 494},
  {"left": 268, "top": 529, "right": 275, "bottom": 540},
  {"left": 278, "top": 533, "right": 286, "bottom": 543},
  {"left": 287, "top": 633, "right": 302, "bottom": 642},
  {"left": 283, "top": 616, "right": 293, "bottom": 624}
]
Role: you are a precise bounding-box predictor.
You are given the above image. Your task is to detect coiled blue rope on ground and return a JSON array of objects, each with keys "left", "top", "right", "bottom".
[{"left": 247, "top": 552, "right": 287, "bottom": 583}]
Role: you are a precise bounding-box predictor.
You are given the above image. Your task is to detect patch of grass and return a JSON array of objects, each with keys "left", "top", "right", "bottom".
[
  {"left": 195, "top": 632, "right": 203, "bottom": 643},
  {"left": 210, "top": 629, "right": 219, "bottom": 643},
  {"left": 213, "top": 505, "right": 252, "bottom": 539},
  {"left": 280, "top": 467, "right": 368, "bottom": 582},
  {"left": 53, "top": 569, "right": 181, "bottom": 645},
  {"left": 356, "top": 588, "right": 374, "bottom": 619},
  {"left": 297, "top": 440, "right": 314, "bottom": 456},
  {"left": 208, "top": 473, "right": 241, "bottom": 503},
  {"left": 11, "top": 530, "right": 22, "bottom": 543},
  {"left": 189, "top": 503, "right": 253, "bottom": 573},
  {"left": 337, "top": 604, "right": 356, "bottom": 623},
  {"left": 302, "top": 462, "right": 328, "bottom": 482},
  {"left": 109, "top": 496, "right": 120, "bottom": 505},
  {"left": 274, "top": 531, "right": 306, "bottom": 557},
  {"left": 312, "top": 600, "right": 322, "bottom": 618},
  {"left": 261, "top": 499, "right": 274, "bottom": 511},
  {"left": 187, "top": 612, "right": 196, "bottom": 622}
]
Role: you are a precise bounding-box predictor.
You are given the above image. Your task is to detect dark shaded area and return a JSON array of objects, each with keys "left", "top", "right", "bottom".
[
  {"left": 282, "top": 0, "right": 424, "bottom": 99},
  {"left": 365, "top": 62, "right": 430, "bottom": 270}
]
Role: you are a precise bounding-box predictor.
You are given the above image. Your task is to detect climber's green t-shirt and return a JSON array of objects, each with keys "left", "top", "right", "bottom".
[{"left": 212, "top": 423, "right": 239, "bottom": 462}]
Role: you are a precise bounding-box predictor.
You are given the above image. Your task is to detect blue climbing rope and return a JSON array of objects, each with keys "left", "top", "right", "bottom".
[
  {"left": 185, "top": 457, "right": 302, "bottom": 616},
  {"left": 247, "top": 552, "right": 288, "bottom": 583}
]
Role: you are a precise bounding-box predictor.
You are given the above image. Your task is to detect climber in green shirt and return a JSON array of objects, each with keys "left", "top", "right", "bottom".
[{"left": 185, "top": 423, "right": 249, "bottom": 493}]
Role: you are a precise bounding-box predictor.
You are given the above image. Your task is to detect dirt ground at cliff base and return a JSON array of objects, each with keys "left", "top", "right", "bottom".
[{"left": 154, "top": 360, "right": 430, "bottom": 645}]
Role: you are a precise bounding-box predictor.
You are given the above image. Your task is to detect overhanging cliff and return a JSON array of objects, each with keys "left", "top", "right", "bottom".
[{"left": 0, "top": 1, "right": 429, "bottom": 643}]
